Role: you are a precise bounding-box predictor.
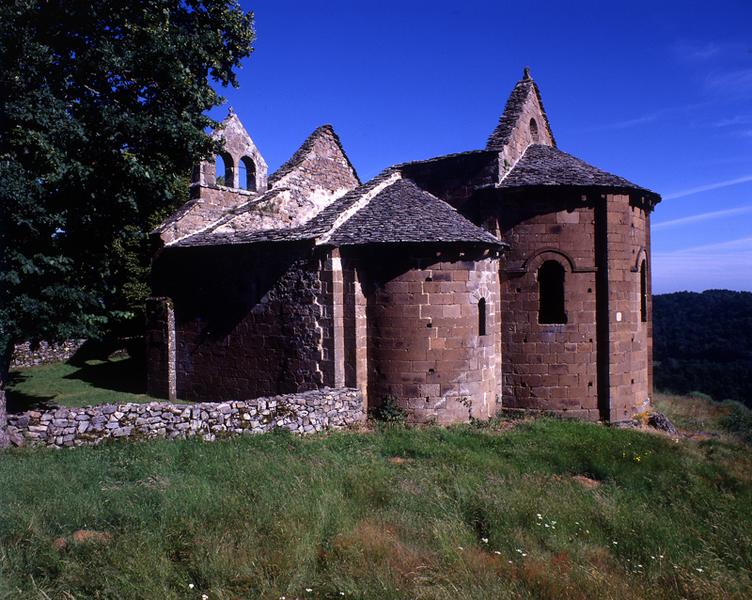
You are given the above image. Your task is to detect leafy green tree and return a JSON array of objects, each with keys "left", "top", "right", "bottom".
[{"left": 0, "top": 0, "right": 254, "bottom": 446}]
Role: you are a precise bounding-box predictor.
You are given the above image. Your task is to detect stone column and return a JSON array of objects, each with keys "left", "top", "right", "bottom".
[
  {"left": 145, "top": 297, "right": 177, "bottom": 401},
  {"left": 319, "top": 249, "right": 346, "bottom": 388}
]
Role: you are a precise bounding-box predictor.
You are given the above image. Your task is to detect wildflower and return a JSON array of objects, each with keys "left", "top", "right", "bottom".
[
  {"left": 508, "top": 560, "right": 513, "bottom": 564},
  {"left": 481, "top": 537, "right": 489, "bottom": 544},
  {"left": 516, "top": 549, "right": 523, "bottom": 553},
  {"left": 340, "top": 593, "right": 346, "bottom": 596},
  {"left": 659, "top": 554, "right": 664, "bottom": 559},
  {"left": 536, "top": 513, "right": 542, "bottom": 519},
  {"left": 551, "top": 521, "right": 556, "bottom": 525},
  {"left": 637, "top": 564, "right": 643, "bottom": 568},
  {"left": 544, "top": 523, "right": 550, "bottom": 528},
  {"left": 696, "top": 568, "right": 704, "bottom": 573},
  {"left": 522, "top": 553, "right": 528, "bottom": 557},
  {"left": 612, "top": 541, "right": 618, "bottom": 545},
  {"left": 651, "top": 555, "right": 655, "bottom": 559},
  {"left": 306, "top": 588, "right": 313, "bottom": 593},
  {"left": 494, "top": 551, "right": 502, "bottom": 555},
  {"left": 457, "top": 546, "right": 464, "bottom": 551},
  {"left": 189, "top": 584, "right": 195, "bottom": 590}
]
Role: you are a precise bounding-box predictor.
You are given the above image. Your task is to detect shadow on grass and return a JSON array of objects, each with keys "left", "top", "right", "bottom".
[
  {"left": 6, "top": 371, "right": 57, "bottom": 414},
  {"left": 63, "top": 356, "right": 145, "bottom": 395},
  {"left": 7, "top": 338, "right": 147, "bottom": 414}
]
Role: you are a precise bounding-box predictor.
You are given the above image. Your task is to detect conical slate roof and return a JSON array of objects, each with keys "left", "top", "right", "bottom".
[
  {"left": 326, "top": 178, "right": 503, "bottom": 246},
  {"left": 500, "top": 144, "right": 659, "bottom": 198}
]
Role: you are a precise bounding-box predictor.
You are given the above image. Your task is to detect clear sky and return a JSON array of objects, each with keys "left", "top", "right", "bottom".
[{"left": 215, "top": 0, "right": 752, "bottom": 293}]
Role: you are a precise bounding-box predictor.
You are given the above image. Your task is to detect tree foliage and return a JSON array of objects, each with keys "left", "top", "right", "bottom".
[
  {"left": 653, "top": 290, "right": 752, "bottom": 407},
  {"left": 0, "top": 0, "right": 254, "bottom": 442}
]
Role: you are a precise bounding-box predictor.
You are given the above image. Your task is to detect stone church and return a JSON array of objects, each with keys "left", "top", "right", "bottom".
[{"left": 146, "top": 69, "right": 661, "bottom": 424}]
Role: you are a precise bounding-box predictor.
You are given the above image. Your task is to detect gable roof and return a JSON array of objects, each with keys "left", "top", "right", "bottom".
[
  {"left": 171, "top": 169, "right": 401, "bottom": 247},
  {"left": 269, "top": 124, "right": 360, "bottom": 187},
  {"left": 500, "top": 144, "right": 660, "bottom": 199},
  {"left": 486, "top": 68, "right": 556, "bottom": 151},
  {"left": 326, "top": 178, "right": 504, "bottom": 246},
  {"left": 171, "top": 172, "right": 504, "bottom": 249}
]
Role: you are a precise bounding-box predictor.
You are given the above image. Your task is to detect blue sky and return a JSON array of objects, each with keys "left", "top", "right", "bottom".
[{"left": 215, "top": 0, "right": 752, "bottom": 293}]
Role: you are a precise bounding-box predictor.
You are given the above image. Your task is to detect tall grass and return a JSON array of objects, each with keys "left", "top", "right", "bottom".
[{"left": 1, "top": 400, "right": 750, "bottom": 599}]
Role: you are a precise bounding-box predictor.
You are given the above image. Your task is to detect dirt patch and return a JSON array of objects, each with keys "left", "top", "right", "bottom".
[
  {"left": 571, "top": 475, "right": 601, "bottom": 490},
  {"left": 332, "top": 519, "right": 434, "bottom": 584},
  {"left": 388, "top": 456, "right": 413, "bottom": 465},
  {"left": 72, "top": 530, "right": 112, "bottom": 545},
  {"left": 52, "top": 537, "right": 68, "bottom": 552}
]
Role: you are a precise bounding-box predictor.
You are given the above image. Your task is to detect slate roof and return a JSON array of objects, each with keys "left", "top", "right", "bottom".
[
  {"left": 172, "top": 169, "right": 400, "bottom": 247},
  {"left": 486, "top": 68, "right": 556, "bottom": 150},
  {"left": 327, "top": 179, "right": 504, "bottom": 246},
  {"left": 500, "top": 144, "right": 660, "bottom": 199},
  {"left": 172, "top": 172, "right": 504, "bottom": 248}
]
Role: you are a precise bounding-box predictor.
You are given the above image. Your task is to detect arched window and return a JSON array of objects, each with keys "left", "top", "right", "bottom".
[
  {"left": 238, "top": 156, "right": 257, "bottom": 191},
  {"left": 640, "top": 260, "right": 648, "bottom": 322},
  {"left": 529, "top": 117, "right": 539, "bottom": 143},
  {"left": 478, "top": 297, "right": 487, "bottom": 336},
  {"left": 538, "top": 260, "right": 567, "bottom": 324},
  {"left": 214, "top": 153, "right": 233, "bottom": 187}
]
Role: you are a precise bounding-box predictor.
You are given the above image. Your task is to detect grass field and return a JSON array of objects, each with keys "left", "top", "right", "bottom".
[
  {"left": 6, "top": 357, "right": 154, "bottom": 411},
  {"left": 1, "top": 390, "right": 751, "bottom": 599}
]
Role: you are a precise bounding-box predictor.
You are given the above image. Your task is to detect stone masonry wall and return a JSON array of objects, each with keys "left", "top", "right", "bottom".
[
  {"left": 148, "top": 243, "right": 332, "bottom": 402},
  {"left": 363, "top": 247, "right": 501, "bottom": 424},
  {"left": 497, "top": 87, "right": 555, "bottom": 172},
  {"left": 601, "top": 194, "right": 652, "bottom": 421},
  {"left": 11, "top": 339, "right": 86, "bottom": 369},
  {"left": 498, "top": 192, "right": 600, "bottom": 419},
  {"left": 7, "top": 388, "right": 363, "bottom": 448}
]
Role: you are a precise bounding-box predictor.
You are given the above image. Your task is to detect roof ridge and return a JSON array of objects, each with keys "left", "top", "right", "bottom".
[
  {"left": 400, "top": 180, "right": 504, "bottom": 245},
  {"left": 316, "top": 172, "right": 402, "bottom": 245},
  {"left": 325, "top": 177, "right": 505, "bottom": 247}
]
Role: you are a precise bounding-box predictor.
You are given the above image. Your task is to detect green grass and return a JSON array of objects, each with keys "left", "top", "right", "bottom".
[
  {"left": 7, "top": 357, "right": 154, "bottom": 411},
  {"left": 1, "top": 393, "right": 751, "bottom": 599}
]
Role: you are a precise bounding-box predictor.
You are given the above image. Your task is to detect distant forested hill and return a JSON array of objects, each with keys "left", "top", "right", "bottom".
[{"left": 653, "top": 290, "right": 752, "bottom": 407}]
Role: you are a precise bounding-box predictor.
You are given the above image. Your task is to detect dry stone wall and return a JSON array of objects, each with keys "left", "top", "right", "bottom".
[
  {"left": 11, "top": 340, "right": 86, "bottom": 369},
  {"left": 7, "top": 388, "right": 363, "bottom": 448}
]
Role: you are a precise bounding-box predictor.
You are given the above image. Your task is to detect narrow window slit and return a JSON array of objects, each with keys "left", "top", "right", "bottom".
[{"left": 478, "top": 297, "right": 487, "bottom": 336}]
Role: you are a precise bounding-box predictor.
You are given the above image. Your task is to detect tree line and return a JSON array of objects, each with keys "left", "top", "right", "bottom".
[{"left": 653, "top": 290, "right": 752, "bottom": 408}]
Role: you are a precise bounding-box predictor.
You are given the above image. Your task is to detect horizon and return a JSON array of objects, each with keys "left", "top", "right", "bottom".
[{"left": 211, "top": 0, "right": 752, "bottom": 294}]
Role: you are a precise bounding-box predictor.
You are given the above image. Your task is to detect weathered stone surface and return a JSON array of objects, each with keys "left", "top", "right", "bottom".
[
  {"left": 10, "top": 339, "right": 86, "bottom": 369},
  {"left": 8, "top": 388, "right": 363, "bottom": 448},
  {"left": 137, "top": 69, "right": 660, "bottom": 431},
  {"left": 648, "top": 411, "right": 678, "bottom": 435}
]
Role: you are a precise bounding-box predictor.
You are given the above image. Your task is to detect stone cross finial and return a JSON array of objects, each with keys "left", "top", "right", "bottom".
[{"left": 523, "top": 67, "right": 532, "bottom": 80}]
